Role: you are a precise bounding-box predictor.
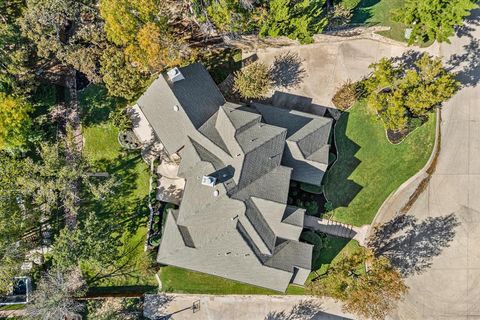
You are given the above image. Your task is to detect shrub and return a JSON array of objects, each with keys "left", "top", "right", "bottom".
[
  {"left": 332, "top": 80, "right": 358, "bottom": 110},
  {"left": 328, "top": 4, "right": 353, "bottom": 27},
  {"left": 305, "top": 201, "right": 319, "bottom": 215},
  {"left": 234, "top": 62, "right": 272, "bottom": 99}
]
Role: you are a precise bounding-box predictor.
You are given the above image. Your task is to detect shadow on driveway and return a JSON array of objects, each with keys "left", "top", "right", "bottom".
[{"left": 368, "top": 213, "right": 460, "bottom": 276}]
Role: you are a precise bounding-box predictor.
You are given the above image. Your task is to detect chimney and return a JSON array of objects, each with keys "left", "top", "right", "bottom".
[
  {"left": 167, "top": 67, "right": 185, "bottom": 83},
  {"left": 201, "top": 175, "right": 216, "bottom": 187}
]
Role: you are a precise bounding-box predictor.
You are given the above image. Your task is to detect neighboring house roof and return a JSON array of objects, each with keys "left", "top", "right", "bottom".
[{"left": 137, "top": 63, "right": 332, "bottom": 292}]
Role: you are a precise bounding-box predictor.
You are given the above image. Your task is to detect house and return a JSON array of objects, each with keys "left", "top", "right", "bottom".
[{"left": 134, "top": 63, "right": 333, "bottom": 292}]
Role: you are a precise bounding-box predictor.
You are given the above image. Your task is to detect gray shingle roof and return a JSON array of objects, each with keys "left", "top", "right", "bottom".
[
  {"left": 253, "top": 103, "right": 333, "bottom": 186},
  {"left": 135, "top": 63, "right": 334, "bottom": 292},
  {"left": 137, "top": 63, "right": 225, "bottom": 155}
]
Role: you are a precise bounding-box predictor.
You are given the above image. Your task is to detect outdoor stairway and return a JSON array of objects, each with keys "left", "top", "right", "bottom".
[{"left": 303, "top": 215, "right": 369, "bottom": 246}]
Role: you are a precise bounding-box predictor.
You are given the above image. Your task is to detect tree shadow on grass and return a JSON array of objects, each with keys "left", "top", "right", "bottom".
[
  {"left": 270, "top": 51, "right": 306, "bottom": 89},
  {"left": 265, "top": 299, "right": 351, "bottom": 320},
  {"left": 368, "top": 213, "right": 460, "bottom": 277},
  {"left": 79, "top": 85, "right": 126, "bottom": 127},
  {"left": 325, "top": 112, "right": 362, "bottom": 209},
  {"left": 81, "top": 153, "right": 149, "bottom": 235},
  {"left": 350, "top": 0, "right": 382, "bottom": 24}
]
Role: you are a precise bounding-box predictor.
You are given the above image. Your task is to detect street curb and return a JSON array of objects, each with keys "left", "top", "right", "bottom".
[{"left": 367, "top": 107, "right": 442, "bottom": 238}]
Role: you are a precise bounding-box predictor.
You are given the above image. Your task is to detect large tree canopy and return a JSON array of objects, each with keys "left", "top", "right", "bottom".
[
  {"left": 393, "top": 0, "right": 478, "bottom": 44},
  {"left": 309, "top": 249, "right": 408, "bottom": 320}
]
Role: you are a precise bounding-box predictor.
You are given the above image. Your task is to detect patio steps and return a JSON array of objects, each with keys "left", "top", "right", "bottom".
[{"left": 303, "top": 215, "right": 356, "bottom": 239}]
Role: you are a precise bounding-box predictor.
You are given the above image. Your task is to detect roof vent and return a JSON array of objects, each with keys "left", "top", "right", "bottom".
[
  {"left": 213, "top": 190, "right": 219, "bottom": 197},
  {"left": 173, "top": 105, "right": 179, "bottom": 112},
  {"left": 167, "top": 67, "right": 185, "bottom": 83},
  {"left": 201, "top": 175, "right": 217, "bottom": 187}
]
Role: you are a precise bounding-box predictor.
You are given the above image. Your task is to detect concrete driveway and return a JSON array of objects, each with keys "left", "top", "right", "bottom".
[
  {"left": 250, "top": 38, "right": 436, "bottom": 109},
  {"left": 370, "top": 9, "right": 480, "bottom": 320}
]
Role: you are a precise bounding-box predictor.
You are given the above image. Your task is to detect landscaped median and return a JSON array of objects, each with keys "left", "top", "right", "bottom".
[{"left": 324, "top": 101, "right": 436, "bottom": 226}]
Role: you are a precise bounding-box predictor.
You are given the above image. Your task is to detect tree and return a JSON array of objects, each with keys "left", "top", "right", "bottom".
[
  {"left": 332, "top": 80, "right": 358, "bottom": 110},
  {"left": 100, "top": 46, "right": 149, "bottom": 100},
  {"left": 309, "top": 248, "right": 408, "bottom": 320},
  {"left": 18, "top": 142, "right": 116, "bottom": 217},
  {"left": 99, "top": 0, "right": 161, "bottom": 46},
  {"left": 403, "top": 54, "right": 460, "bottom": 116},
  {"left": 20, "top": 0, "right": 107, "bottom": 83},
  {"left": 124, "top": 22, "right": 183, "bottom": 72},
  {"left": 343, "top": 253, "right": 408, "bottom": 320},
  {"left": 234, "top": 62, "right": 272, "bottom": 99},
  {"left": 260, "top": 0, "right": 327, "bottom": 44},
  {"left": 25, "top": 268, "right": 87, "bottom": 319},
  {"left": 100, "top": 0, "right": 186, "bottom": 72},
  {"left": 50, "top": 212, "right": 118, "bottom": 271},
  {"left": 0, "top": 1, "right": 36, "bottom": 94},
  {"left": 0, "top": 154, "right": 38, "bottom": 294},
  {"left": 206, "top": 0, "right": 262, "bottom": 34},
  {"left": 365, "top": 53, "right": 459, "bottom": 132},
  {"left": 393, "top": 0, "right": 478, "bottom": 44},
  {"left": 0, "top": 93, "right": 33, "bottom": 151}
]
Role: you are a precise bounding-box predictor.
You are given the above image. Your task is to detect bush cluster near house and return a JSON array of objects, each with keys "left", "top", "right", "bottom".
[
  {"left": 364, "top": 53, "right": 459, "bottom": 134},
  {"left": 332, "top": 80, "right": 360, "bottom": 111},
  {"left": 234, "top": 61, "right": 272, "bottom": 99}
]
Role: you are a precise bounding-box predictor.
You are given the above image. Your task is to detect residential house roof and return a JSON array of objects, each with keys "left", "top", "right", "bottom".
[{"left": 136, "top": 63, "right": 332, "bottom": 292}]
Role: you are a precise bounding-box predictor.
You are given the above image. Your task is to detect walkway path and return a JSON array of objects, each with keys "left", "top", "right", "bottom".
[{"left": 304, "top": 216, "right": 369, "bottom": 246}]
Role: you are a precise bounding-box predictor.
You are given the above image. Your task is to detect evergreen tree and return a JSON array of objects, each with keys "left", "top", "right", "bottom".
[
  {"left": 365, "top": 53, "right": 459, "bottom": 132},
  {"left": 260, "top": 0, "right": 327, "bottom": 44},
  {"left": 100, "top": 46, "right": 149, "bottom": 100}
]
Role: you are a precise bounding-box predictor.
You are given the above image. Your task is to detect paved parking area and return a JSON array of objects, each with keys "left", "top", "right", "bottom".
[{"left": 251, "top": 38, "right": 435, "bottom": 109}]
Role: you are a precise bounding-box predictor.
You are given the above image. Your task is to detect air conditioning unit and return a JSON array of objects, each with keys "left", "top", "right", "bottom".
[{"left": 167, "top": 67, "right": 185, "bottom": 83}]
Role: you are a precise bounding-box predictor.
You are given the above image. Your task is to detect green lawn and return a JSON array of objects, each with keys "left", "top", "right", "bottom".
[
  {"left": 159, "top": 266, "right": 280, "bottom": 295},
  {"left": 345, "top": 0, "right": 407, "bottom": 42},
  {"left": 80, "top": 85, "right": 157, "bottom": 289},
  {"left": 158, "top": 235, "right": 359, "bottom": 295},
  {"left": 324, "top": 101, "right": 436, "bottom": 226}
]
